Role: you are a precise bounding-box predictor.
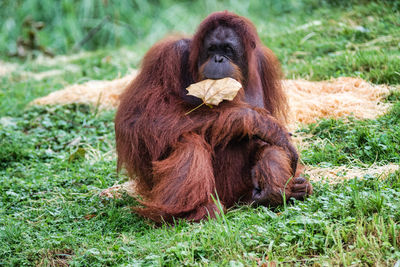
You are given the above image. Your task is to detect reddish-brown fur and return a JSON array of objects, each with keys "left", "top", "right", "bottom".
[{"left": 115, "top": 11, "right": 312, "bottom": 223}]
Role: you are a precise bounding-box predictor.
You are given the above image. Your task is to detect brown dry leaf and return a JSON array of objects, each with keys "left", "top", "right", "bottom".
[{"left": 186, "top": 78, "right": 242, "bottom": 106}]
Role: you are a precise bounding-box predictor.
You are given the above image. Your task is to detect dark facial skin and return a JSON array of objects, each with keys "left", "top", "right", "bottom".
[{"left": 200, "top": 26, "right": 245, "bottom": 80}]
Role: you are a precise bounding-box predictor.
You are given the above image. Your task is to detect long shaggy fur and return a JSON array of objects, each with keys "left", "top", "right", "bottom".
[{"left": 115, "top": 11, "right": 311, "bottom": 223}]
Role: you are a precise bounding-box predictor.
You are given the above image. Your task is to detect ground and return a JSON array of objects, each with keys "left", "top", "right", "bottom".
[{"left": 0, "top": 1, "right": 399, "bottom": 266}]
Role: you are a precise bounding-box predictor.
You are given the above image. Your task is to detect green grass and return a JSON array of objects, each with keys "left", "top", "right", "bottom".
[
  {"left": 0, "top": 48, "right": 137, "bottom": 116},
  {"left": 0, "top": 106, "right": 399, "bottom": 264},
  {"left": 0, "top": 105, "right": 399, "bottom": 265},
  {"left": 299, "top": 102, "right": 400, "bottom": 167},
  {"left": 1, "top": 0, "right": 400, "bottom": 265}
]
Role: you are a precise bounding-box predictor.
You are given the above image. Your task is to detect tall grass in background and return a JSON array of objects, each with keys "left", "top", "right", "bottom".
[
  {"left": 2, "top": 0, "right": 399, "bottom": 84},
  {"left": 1, "top": 0, "right": 396, "bottom": 55}
]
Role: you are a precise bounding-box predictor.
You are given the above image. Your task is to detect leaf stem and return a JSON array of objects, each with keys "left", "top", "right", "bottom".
[{"left": 185, "top": 102, "right": 205, "bottom": 115}]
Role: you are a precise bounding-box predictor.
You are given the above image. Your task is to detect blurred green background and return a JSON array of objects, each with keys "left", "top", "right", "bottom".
[
  {"left": 2, "top": 0, "right": 362, "bottom": 53},
  {"left": 1, "top": 0, "right": 399, "bottom": 83}
]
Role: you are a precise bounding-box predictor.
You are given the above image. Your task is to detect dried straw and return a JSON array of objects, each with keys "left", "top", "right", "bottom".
[
  {"left": 284, "top": 77, "right": 391, "bottom": 126},
  {"left": 0, "top": 60, "right": 18, "bottom": 76},
  {"left": 32, "top": 71, "right": 137, "bottom": 109},
  {"left": 305, "top": 163, "right": 399, "bottom": 184},
  {"left": 99, "top": 181, "right": 136, "bottom": 199},
  {"left": 32, "top": 74, "right": 392, "bottom": 125},
  {"left": 99, "top": 163, "right": 399, "bottom": 198}
]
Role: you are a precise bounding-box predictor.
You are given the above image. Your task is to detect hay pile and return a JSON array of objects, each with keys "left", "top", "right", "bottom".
[
  {"left": 32, "top": 71, "right": 137, "bottom": 108},
  {"left": 99, "top": 181, "right": 136, "bottom": 199},
  {"left": 99, "top": 163, "right": 399, "bottom": 198},
  {"left": 0, "top": 59, "right": 80, "bottom": 80},
  {"left": 32, "top": 73, "right": 391, "bottom": 124},
  {"left": 305, "top": 163, "right": 399, "bottom": 184},
  {"left": 0, "top": 60, "right": 18, "bottom": 76},
  {"left": 284, "top": 77, "right": 391, "bottom": 125}
]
